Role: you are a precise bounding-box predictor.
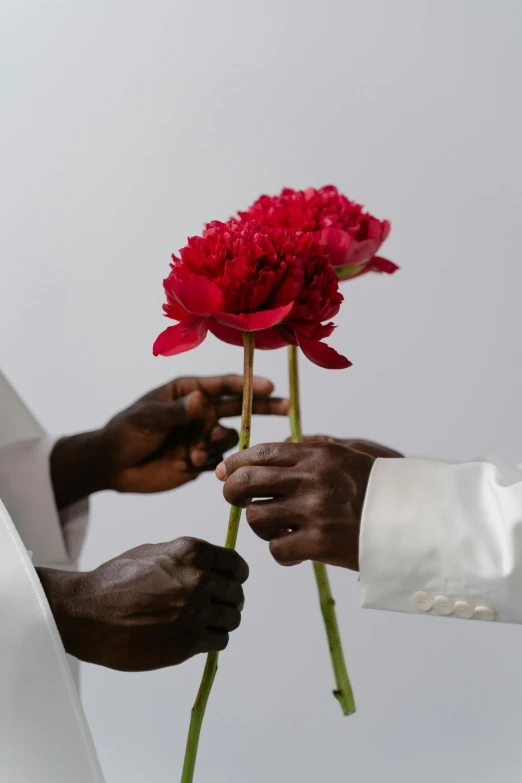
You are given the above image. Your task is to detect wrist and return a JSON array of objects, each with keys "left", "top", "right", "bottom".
[
  {"left": 339, "top": 453, "right": 373, "bottom": 571},
  {"left": 50, "top": 430, "right": 112, "bottom": 509},
  {"left": 37, "top": 568, "right": 87, "bottom": 657}
]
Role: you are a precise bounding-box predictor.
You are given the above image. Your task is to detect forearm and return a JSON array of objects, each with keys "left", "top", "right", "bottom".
[{"left": 50, "top": 431, "right": 110, "bottom": 510}]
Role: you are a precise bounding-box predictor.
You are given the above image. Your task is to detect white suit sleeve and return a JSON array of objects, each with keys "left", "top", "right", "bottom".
[
  {"left": 359, "top": 457, "right": 522, "bottom": 624},
  {"left": 0, "top": 437, "right": 89, "bottom": 567},
  {"left": 0, "top": 498, "right": 104, "bottom": 781}
]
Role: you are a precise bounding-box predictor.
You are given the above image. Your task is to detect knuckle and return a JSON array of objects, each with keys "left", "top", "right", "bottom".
[
  {"left": 173, "top": 536, "right": 205, "bottom": 563},
  {"left": 316, "top": 441, "right": 345, "bottom": 466},
  {"left": 234, "top": 466, "right": 252, "bottom": 487},
  {"left": 223, "top": 479, "right": 240, "bottom": 505},
  {"left": 305, "top": 492, "right": 328, "bottom": 516},
  {"left": 252, "top": 443, "right": 274, "bottom": 463},
  {"left": 173, "top": 536, "right": 197, "bottom": 555},
  {"left": 189, "top": 568, "right": 210, "bottom": 591}
]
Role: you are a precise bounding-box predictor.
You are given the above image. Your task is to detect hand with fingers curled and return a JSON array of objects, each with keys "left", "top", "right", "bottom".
[
  {"left": 216, "top": 438, "right": 403, "bottom": 570},
  {"left": 38, "top": 537, "right": 249, "bottom": 671},
  {"left": 50, "top": 374, "right": 289, "bottom": 508}
]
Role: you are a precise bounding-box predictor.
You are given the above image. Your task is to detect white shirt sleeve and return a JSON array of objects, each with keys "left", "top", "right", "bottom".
[
  {"left": 0, "top": 497, "right": 104, "bottom": 781},
  {"left": 0, "top": 436, "right": 89, "bottom": 567},
  {"left": 359, "top": 457, "right": 522, "bottom": 624}
]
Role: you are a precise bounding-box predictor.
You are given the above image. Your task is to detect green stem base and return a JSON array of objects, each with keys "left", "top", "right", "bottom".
[
  {"left": 312, "top": 562, "right": 355, "bottom": 716},
  {"left": 180, "top": 652, "right": 218, "bottom": 783}
]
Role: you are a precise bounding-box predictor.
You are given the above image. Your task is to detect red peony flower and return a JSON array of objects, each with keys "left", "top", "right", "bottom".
[
  {"left": 153, "top": 220, "right": 350, "bottom": 369},
  {"left": 238, "top": 185, "right": 398, "bottom": 281}
]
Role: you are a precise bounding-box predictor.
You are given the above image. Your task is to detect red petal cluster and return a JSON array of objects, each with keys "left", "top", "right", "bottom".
[
  {"left": 153, "top": 220, "right": 350, "bottom": 369},
  {"left": 239, "top": 185, "right": 397, "bottom": 280}
]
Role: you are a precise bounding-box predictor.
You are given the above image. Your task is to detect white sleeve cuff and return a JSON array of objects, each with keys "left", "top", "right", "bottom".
[
  {"left": 0, "top": 437, "right": 89, "bottom": 567},
  {"left": 359, "top": 457, "right": 522, "bottom": 624}
]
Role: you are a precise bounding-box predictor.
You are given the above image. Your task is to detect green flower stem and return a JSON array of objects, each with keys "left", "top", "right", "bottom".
[
  {"left": 180, "top": 332, "right": 255, "bottom": 783},
  {"left": 287, "top": 345, "right": 356, "bottom": 716}
]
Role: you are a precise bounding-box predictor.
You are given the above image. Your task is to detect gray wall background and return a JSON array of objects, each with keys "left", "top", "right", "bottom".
[{"left": 2, "top": 1, "right": 522, "bottom": 781}]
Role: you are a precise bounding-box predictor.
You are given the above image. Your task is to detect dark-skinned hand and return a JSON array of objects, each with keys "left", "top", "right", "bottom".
[
  {"left": 38, "top": 537, "right": 248, "bottom": 671},
  {"left": 51, "top": 375, "right": 288, "bottom": 509},
  {"left": 216, "top": 438, "right": 402, "bottom": 571}
]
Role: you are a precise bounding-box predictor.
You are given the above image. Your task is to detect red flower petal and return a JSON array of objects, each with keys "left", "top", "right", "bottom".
[
  {"left": 380, "top": 220, "right": 391, "bottom": 243},
  {"left": 168, "top": 273, "right": 224, "bottom": 316},
  {"left": 338, "top": 255, "right": 399, "bottom": 281},
  {"left": 163, "top": 297, "right": 192, "bottom": 321},
  {"left": 211, "top": 302, "right": 294, "bottom": 332},
  {"left": 369, "top": 255, "right": 399, "bottom": 274},
  {"left": 208, "top": 322, "right": 290, "bottom": 350},
  {"left": 314, "top": 228, "right": 389, "bottom": 268},
  {"left": 313, "top": 228, "right": 357, "bottom": 267},
  {"left": 296, "top": 332, "right": 352, "bottom": 370},
  {"left": 153, "top": 318, "right": 208, "bottom": 357}
]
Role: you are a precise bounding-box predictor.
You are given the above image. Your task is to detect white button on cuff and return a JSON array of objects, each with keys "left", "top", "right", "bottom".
[
  {"left": 413, "top": 591, "right": 433, "bottom": 612},
  {"left": 433, "top": 595, "right": 454, "bottom": 615},
  {"left": 474, "top": 605, "right": 496, "bottom": 621},
  {"left": 453, "top": 600, "right": 474, "bottom": 619}
]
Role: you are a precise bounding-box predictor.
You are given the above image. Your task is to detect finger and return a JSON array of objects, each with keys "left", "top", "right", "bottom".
[
  {"left": 197, "top": 544, "right": 249, "bottom": 583},
  {"left": 210, "top": 574, "right": 245, "bottom": 606},
  {"left": 216, "top": 442, "right": 304, "bottom": 481},
  {"left": 118, "top": 459, "right": 199, "bottom": 493},
  {"left": 246, "top": 500, "right": 301, "bottom": 540},
  {"left": 269, "top": 531, "right": 314, "bottom": 566},
  {"left": 223, "top": 466, "right": 301, "bottom": 508},
  {"left": 167, "top": 375, "right": 276, "bottom": 399},
  {"left": 212, "top": 395, "right": 289, "bottom": 419},
  {"left": 207, "top": 603, "right": 242, "bottom": 632},
  {"left": 195, "top": 629, "right": 230, "bottom": 653},
  {"left": 197, "top": 454, "right": 227, "bottom": 473},
  {"left": 189, "top": 426, "right": 238, "bottom": 468},
  {"left": 210, "top": 424, "right": 236, "bottom": 444},
  {"left": 252, "top": 397, "right": 289, "bottom": 416}
]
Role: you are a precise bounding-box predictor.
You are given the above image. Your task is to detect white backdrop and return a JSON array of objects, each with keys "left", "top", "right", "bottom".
[{"left": 2, "top": 1, "right": 522, "bottom": 781}]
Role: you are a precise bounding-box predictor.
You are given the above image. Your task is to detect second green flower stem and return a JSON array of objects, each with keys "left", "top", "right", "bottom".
[{"left": 287, "top": 344, "right": 356, "bottom": 716}]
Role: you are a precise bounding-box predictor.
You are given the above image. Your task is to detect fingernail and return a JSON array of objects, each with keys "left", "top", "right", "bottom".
[
  {"left": 211, "top": 425, "right": 227, "bottom": 442},
  {"left": 191, "top": 450, "right": 208, "bottom": 468},
  {"left": 215, "top": 461, "right": 227, "bottom": 481},
  {"left": 185, "top": 390, "right": 203, "bottom": 415}
]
